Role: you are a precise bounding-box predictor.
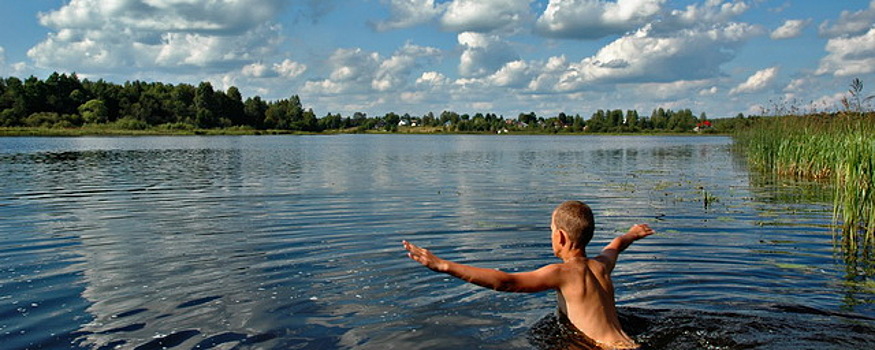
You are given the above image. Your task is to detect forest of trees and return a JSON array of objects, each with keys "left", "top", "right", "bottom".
[
  {"left": 0, "top": 73, "right": 323, "bottom": 131},
  {"left": 1, "top": 73, "right": 727, "bottom": 134}
]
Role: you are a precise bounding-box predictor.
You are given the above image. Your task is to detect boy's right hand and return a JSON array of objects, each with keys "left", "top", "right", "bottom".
[{"left": 626, "top": 224, "right": 655, "bottom": 240}]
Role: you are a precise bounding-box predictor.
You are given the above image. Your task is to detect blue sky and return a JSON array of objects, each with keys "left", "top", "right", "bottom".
[{"left": 2, "top": 1, "right": 875, "bottom": 119}]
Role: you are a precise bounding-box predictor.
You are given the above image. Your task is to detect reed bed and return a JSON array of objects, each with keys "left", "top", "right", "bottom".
[{"left": 734, "top": 113, "right": 875, "bottom": 258}]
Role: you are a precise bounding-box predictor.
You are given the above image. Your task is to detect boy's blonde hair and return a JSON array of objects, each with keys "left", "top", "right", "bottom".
[{"left": 552, "top": 201, "right": 595, "bottom": 248}]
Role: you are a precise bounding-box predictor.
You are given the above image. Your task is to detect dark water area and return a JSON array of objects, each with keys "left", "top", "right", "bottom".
[{"left": 1, "top": 135, "right": 873, "bottom": 349}]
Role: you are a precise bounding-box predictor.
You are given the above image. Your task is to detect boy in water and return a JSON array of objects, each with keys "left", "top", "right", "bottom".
[{"left": 403, "top": 200, "right": 654, "bottom": 350}]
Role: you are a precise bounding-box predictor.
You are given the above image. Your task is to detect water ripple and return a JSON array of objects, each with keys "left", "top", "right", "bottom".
[{"left": 1, "top": 135, "right": 873, "bottom": 349}]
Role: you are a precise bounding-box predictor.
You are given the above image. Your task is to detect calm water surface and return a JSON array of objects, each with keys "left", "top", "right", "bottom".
[{"left": 1, "top": 135, "right": 873, "bottom": 349}]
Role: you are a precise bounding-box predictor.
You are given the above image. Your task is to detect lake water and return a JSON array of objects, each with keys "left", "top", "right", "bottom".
[{"left": 1, "top": 135, "right": 873, "bottom": 349}]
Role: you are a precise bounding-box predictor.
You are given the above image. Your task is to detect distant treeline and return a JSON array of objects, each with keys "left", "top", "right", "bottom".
[{"left": 1, "top": 73, "right": 750, "bottom": 133}]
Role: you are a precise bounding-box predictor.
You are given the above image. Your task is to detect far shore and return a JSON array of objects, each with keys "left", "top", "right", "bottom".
[{"left": 0, "top": 126, "right": 722, "bottom": 137}]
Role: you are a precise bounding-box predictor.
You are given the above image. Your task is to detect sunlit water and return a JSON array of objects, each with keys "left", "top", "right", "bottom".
[{"left": 1, "top": 135, "right": 873, "bottom": 349}]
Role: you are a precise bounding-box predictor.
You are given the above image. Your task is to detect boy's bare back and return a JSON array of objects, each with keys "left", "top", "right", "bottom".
[
  {"left": 553, "top": 253, "right": 636, "bottom": 347},
  {"left": 403, "top": 201, "right": 653, "bottom": 349}
]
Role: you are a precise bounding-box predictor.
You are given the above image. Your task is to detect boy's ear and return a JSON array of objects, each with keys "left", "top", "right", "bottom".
[{"left": 557, "top": 229, "right": 569, "bottom": 247}]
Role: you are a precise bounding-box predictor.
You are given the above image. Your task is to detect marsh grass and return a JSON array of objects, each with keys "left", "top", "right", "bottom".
[{"left": 734, "top": 112, "right": 875, "bottom": 259}]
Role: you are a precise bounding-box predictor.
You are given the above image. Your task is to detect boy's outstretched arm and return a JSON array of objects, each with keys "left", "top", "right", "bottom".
[
  {"left": 403, "top": 240, "right": 561, "bottom": 293},
  {"left": 594, "top": 224, "right": 654, "bottom": 273}
]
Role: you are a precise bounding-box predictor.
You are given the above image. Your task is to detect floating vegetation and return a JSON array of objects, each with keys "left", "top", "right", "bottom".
[
  {"left": 733, "top": 80, "right": 875, "bottom": 262},
  {"left": 701, "top": 188, "right": 719, "bottom": 209},
  {"left": 773, "top": 262, "right": 815, "bottom": 272}
]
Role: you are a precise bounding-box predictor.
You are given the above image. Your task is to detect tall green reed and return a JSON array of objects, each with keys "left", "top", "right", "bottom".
[{"left": 734, "top": 112, "right": 875, "bottom": 259}]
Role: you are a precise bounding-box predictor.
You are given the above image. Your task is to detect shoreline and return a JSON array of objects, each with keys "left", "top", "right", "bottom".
[{"left": 0, "top": 126, "right": 723, "bottom": 137}]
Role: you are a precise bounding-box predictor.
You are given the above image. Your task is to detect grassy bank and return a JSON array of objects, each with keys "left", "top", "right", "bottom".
[
  {"left": 0, "top": 124, "right": 725, "bottom": 137},
  {"left": 733, "top": 112, "right": 875, "bottom": 257}
]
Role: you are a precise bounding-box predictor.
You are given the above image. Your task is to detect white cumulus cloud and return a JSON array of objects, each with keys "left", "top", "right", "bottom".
[
  {"left": 303, "top": 44, "right": 441, "bottom": 95},
  {"left": 631, "top": 79, "right": 712, "bottom": 100},
  {"left": 669, "top": 0, "right": 748, "bottom": 26},
  {"left": 241, "top": 59, "right": 306, "bottom": 79},
  {"left": 373, "top": 0, "right": 445, "bottom": 31},
  {"left": 27, "top": 0, "right": 285, "bottom": 72},
  {"left": 441, "top": 0, "right": 532, "bottom": 33},
  {"left": 816, "top": 27, "right": 875, "bottom": 77},
  {"left": 784, "top": 78, "right": 807, "bottom": 92},
  {"left": 274, "top": 59, "right": 307, "bottom": 79},
  {"left": 416, "top": 71, "right": 451, "bottom": 86},
  {"left": 535, "top": 0, "right": 664, "bottom": 39},
  {"left": 554, "top": 22, "right": 762, "bottom": 91},
  {"left": 372, "top": 44, "right": 441, "bottom": 91},
  {"left": 38, "top": 0, "right": 282, "bottom": 33},
  {"left": 730, "top": 67, "right": 779, "bottom": 94},
  {"left": 242, "top": 62, "right": 271, "bottom": 78},
  {"left": 819, "top": 0, "right": 875, "bottom": 37},
  {"left": 305, "top": 48, "right": 380, "bottom": 94},
  {"left": 458, "top": 32, "right": 519, "bottom": 77},
  {"left": 771, "top": 19, "right": 811, "bottom": 40},
  {"left": 527, "top": 56, "right": 570, "bottom": 92},
  {"left": 488, "top": 60, "right": 532, "bottom": 87},
  {"left": 699, "top": 86, "right": 719, "bottom": 96}
]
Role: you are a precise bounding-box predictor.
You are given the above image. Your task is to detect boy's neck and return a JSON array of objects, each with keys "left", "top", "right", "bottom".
[{"left": 558, "top": 249, "right": 586, "bottom": 263}]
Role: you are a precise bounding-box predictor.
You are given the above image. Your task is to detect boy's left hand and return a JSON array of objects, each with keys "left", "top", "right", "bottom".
[
  {"left": 626, "top": 224, "right": 655, "bottom": 240},
  {"left": 403, "top": 240, "right": 448, "bottom": 272}
]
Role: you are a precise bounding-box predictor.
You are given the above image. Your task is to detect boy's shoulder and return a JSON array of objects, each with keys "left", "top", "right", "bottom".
[
  {"left": 550, "top": 259, "right": 613, "bottom": 291},
  {"left": 554, "top": 258, "right": 609, "bottom": 275},
  {"left": 575, "top": 257, "right": 612, "bottom": 278}
]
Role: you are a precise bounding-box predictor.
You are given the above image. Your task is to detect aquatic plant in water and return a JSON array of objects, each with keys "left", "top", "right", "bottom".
[
  {"left": 701, "top": 188, "right": 718, "bottom": 209},
  {"left": 733, "top": 80, "right": 875, "bottom": 262}
]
